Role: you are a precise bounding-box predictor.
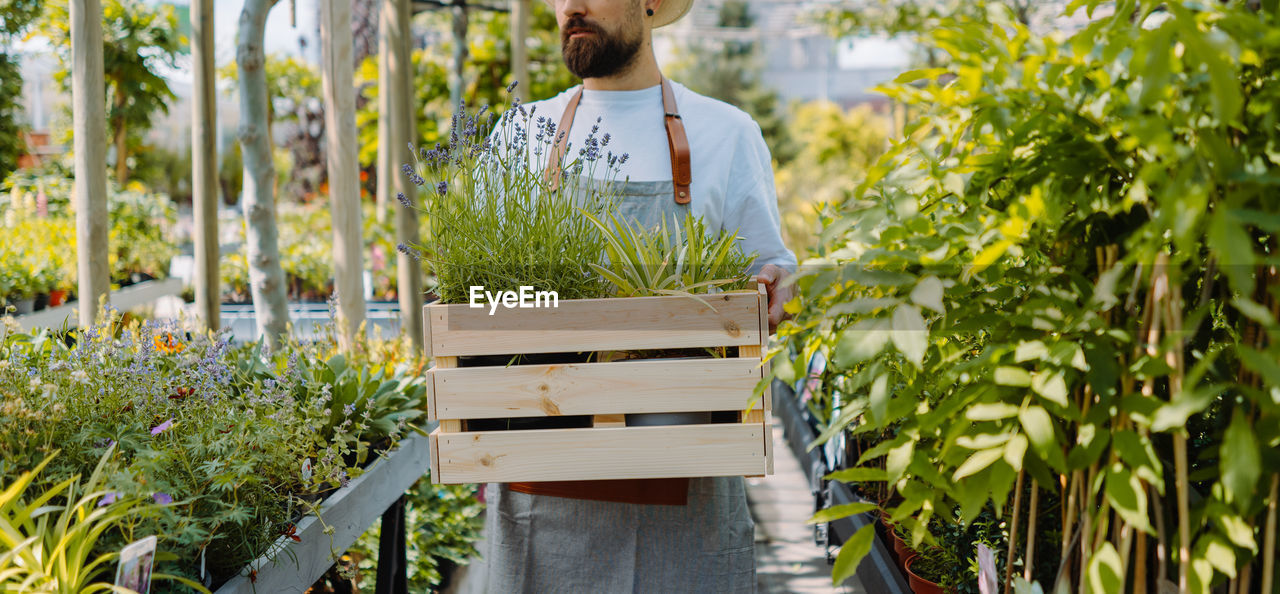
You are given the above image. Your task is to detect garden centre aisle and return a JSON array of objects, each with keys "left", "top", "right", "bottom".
[{"left": 441, "top": 414, "right": 865, "bottom": 594}]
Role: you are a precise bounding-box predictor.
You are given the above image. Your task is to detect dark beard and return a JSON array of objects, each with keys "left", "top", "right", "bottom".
[{"left": 560, "top": 16, "right": 643, "bottom": 79}]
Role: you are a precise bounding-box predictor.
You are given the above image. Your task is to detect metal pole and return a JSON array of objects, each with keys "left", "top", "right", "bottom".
[{"left": 375, "top": 495, "right": 409, "bottom": 594}]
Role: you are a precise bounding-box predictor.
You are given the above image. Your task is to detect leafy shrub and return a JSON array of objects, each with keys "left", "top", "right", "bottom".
[{"left": 782, "top": 0, "right": 1280, "bottom": 590}]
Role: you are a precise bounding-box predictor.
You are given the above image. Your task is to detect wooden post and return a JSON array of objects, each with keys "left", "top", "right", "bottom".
[
  {"left": 449, "top": 0, "right": 469, "bottom": 112},
  {"left": 321, "top": 0, "right": 368, "bottom": 350},
  {"left": 71, "top": 0, "right": 109, "bottom": 327},
  {"left": 191, "top": 0, "right": 219, "bottom": 330},
  {"left": 380, "top": 0, "right": 425, "bottom": 351},
  {"left": 510, "top": 0, "right": 529, "bottom": 102}
]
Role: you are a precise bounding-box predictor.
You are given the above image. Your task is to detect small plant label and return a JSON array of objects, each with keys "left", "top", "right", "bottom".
[
  {"left": 115, "top": 535, "right": 157, "bottom": 594},
  {"left": 301, "top": 457, "right": 313, "bottom": 482},
  {"left": 976, "top": 543, "right": 998, "bottom": 594}
]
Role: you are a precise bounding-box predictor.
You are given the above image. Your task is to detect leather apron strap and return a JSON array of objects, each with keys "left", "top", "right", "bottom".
[{"left": 544, "top": 77, "right": 692, "bottom": 205}]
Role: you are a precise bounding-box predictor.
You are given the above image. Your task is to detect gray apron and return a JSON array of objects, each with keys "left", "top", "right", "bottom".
[{"left": 481, "top": 176, "right": 757, "bottom": 593}]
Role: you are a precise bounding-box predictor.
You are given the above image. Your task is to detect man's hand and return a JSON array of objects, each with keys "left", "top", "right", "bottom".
[{"left": 755, "top": 264, "right": 793, "bottom": 334}]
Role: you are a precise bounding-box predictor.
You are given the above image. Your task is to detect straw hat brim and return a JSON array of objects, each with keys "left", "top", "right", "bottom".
[{"left": 542, "top": 0, "right": 692, "bottom": 28}]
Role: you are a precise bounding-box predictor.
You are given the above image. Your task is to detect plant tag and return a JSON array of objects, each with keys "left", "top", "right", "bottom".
[
  {"left": 301, "top": 458, "right": 313, "bottom": 482},
  {"left": 115, "top": 535, "right": 157, "bottom": 594},
  {"left": 200, "top": 545, "right": 210, "bottom": 587},
  {"left": 977, "top": 543, "right": 998, "bottom": 594}
]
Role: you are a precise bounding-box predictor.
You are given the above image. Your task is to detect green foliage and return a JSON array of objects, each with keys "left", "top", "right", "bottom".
[
  {"left": 583, "top": 210, "right": 754, "bottom": 297},
  {"left": 784, "top": 0, "right": 1280, "bottom": 589},
  {"left": 773, "top": 101, "right": 889, "bottom": 254},
  {"left": 0, "top": 0, "right": 40, "bottom": 184},
  {"left": 350, "top": 478, "right": 483, "bottom": 591},
  {"left": 0, "top": 311, "right": 423, "bottom": 589},
  {"left": 0, "top": 53, "right": 23, "bottom": 185},
  {"left": 668, "top": 1, "right": 794, "bottom": 164},
  {"left": 355, "top": 2, "right": 575, "bottom": 168},
  {"left": 37, "top": 0, "right": 185, "bottom": 181},
  {"left": 0, "top": 449, "right": 208, "bottom": 593}
]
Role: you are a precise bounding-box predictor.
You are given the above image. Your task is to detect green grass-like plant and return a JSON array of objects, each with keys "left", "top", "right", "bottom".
[
  {"left": 582, "top": 209, "right": 755, "bottom": 298},
  {"left": 0, "top": 450, "right": 207, "bottom": 593}
]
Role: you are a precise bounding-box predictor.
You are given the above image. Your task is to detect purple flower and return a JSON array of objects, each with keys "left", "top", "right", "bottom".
[
  {"left": 150, "top": 418, "right": 174, "bottom": 436},
  {"left": 506, "top": 80, "right": 518, "bottom": 93},
  {"left": 397, "top": 192, "right": 411, "bottom": 208},
  {"left": 436, "top": 181, "right": 448, "bottom": 196},
  {"left": 152, "top": 492, "right": 173, "bottom": 505},
  {"left": 343, "top": 404, "right": 356, "bottom": 415},
  {"left": 97, "top": 492, "right": 118, "bottom": 507}
]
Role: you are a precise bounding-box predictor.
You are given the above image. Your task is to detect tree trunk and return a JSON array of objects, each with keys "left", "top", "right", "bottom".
[
  {"left": 113, "top": 108, "right": 128, "bottom": 183},
  {"left": 192, "top": 0, "right": 219, "bottom": 330},
  {"left": 380, "top": 0, "right": 423, "bottom": 351},
  {"left": 237, "top": 0, "right": 291, "bottom": 350},
  {"left": 320, "top": 0, "right": 368, "bottom": 350},
  {"left": 71, "top": 0, "right": 109, "bottom": 327}
]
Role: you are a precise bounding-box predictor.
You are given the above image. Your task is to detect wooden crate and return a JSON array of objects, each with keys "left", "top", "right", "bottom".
[{"left": 423, "top": 285, "right": 774, "bottom": 484}]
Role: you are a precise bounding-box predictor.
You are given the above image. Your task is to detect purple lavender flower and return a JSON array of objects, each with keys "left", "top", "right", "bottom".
[
  {"left": 152, "top": 492, "right": 173, "bottom": 505},
  {"left": 436, "top": 181, "right": 448, "bottom": 196},
  {"left": 506, "top": 80, "right": 518, "bottom": 93},
  {"left": 97, "top": 492, "right": 119, "bottom": 507},
  {"left": 397, "top": 192, "right": 411, "bottom": 208},
  {"left": 344, "top": 403, "right": 356, "bottom": 415},
  {"left": 151, "top": 418, "right": 174, "bottom": 436}
]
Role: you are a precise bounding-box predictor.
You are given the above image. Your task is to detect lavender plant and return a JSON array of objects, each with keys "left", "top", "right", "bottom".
[{"left": 398, "top": 91, "right": 628, "bottom": 304}]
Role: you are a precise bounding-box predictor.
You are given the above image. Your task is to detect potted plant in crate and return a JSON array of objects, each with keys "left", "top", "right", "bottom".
[{"left": 399, "top": 101, "right": 773, "bottom": 485}]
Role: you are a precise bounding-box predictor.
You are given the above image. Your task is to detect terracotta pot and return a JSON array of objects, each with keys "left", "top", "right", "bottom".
[
  {"left": 48, "top": 289, "right": 67, "bottom": 307},
  {"left": 905, "top": 555, "right": 953, "bottom": 594},
  {"left": 892, "top": 532, "right": 914, "bottom": 573}
]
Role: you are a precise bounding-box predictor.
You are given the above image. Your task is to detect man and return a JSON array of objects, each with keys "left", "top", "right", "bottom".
[{"left": 482, "top": 0, "right": 796, "bottom": 590}]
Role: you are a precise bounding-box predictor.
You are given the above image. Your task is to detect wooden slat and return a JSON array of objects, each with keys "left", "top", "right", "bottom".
[
  {"left": 425, "top": 292, "right": 762, "bottom": 357},
  {"left": 429, "top": 358, "right": 762, "bottom": 420},
  {"left": 592, "top": 414, "right": 626, "bottom": 427},
  {"left": 431, "top": 356, "right": 461, "bottom": 432},
  {"left": 764, "top": 410, "right": 774, "bottom": 475},
  {"left": 757, "top": 284, "right": 773, "bottom": 411},
  {"left": 432, "top": 424, "right": 766, "bottom": 483},
  {"left": 428, "top": 430, "right": 440, "bottom": 484}
]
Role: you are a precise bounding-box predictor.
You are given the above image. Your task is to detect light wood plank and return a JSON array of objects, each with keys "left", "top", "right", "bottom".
[
  {"left": 764, "top": 411, "right": 774, "bottom": 475},
  {"left": 757, "top": 284, "right": 773, "bottom": 411},
  {"left": 425, "top": 292, "right": 762, "bottom": 357},
  {"left": 592, "top": 414, "right": 626, "bottom": 427},
  {"left": 430, "top": 358, "right": 762, "bottom": 420},
  {"left": 432, "top": 356, "right": 462, "bottom": 432},
  {"left": 433, "top": 424, "right": 766, "bottom": 483},
  {"left": 429, "top": 430, "right": 440, "bottom": 484}
]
